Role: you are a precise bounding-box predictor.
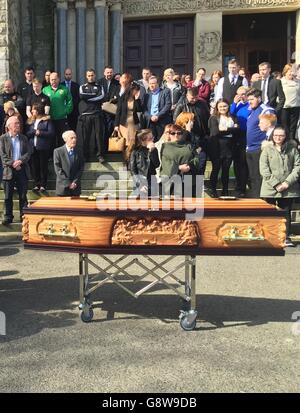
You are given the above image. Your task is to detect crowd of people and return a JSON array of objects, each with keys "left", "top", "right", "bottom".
[{"left": 0, "top": 59, "right": 300, "bottom": 246}]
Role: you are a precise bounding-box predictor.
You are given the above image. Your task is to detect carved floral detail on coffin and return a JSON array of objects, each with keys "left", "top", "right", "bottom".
[
  {"left": 36, "top": 219, "right": 78, "bottom": 240},
  {"left": 22, "top": 217, "right": 29, "bottom": 242},
  {"left": 111, "top": 219, "right": 200, "bottom": 246}
]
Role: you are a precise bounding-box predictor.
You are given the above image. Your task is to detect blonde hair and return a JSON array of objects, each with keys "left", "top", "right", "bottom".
[
  {"left": 236, "top": 86, "right": 250, "bottom": 94},
  {"left": 4, "top": 101, "right": 18, "bottom": 114},
  {"left": 175, "top": 112, "right": 195, "bottom": 129},
  {"left": 282, "top": 63, "right": 293, "bottom": 77},
  {"left": 163, "top": 68, "right": 175, "bottom": 82}
]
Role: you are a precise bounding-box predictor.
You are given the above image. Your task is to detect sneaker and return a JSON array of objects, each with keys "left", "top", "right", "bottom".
[
  {"left": 33, "top": 186, "right": 39, "bottom": 191},
  {"left": 98, "top": 156, "right": 105, "bottom": 164},
  {"left": 284, "top": 238, "right": 296, "bottom": 248},
  {"left": 40, "top": 187, "right": 46, "bottom": 193}
]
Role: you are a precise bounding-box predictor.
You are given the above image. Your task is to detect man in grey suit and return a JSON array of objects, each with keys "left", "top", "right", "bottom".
[
  {"left": 53, "top": 130, "right": 84, "bottom": 197},
  {"left": 0, "top": 116, "right": 31, "bottom": 224}
]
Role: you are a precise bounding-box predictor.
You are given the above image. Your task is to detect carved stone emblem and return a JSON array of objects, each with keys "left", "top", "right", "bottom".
[
  {"left": 198, "top": 31, "right": 222, "bottom": 62},
  {"left": 112, "top": 219, "right": 199, "bottom": 246}
]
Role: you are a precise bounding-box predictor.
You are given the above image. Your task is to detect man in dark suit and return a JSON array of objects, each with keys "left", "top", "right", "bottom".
[
  {"left": 53, "top": 130, "right": 84, "bottom": 197},
  {"left": 252, "top": 62, "right": 285, "bottom": 118},
  {"left": 61, "top": 68, "right": 80, "bottom": 132},
  {"left": 0, "top": 116, "right": 31, "bottom": 224},
  {"left": 98, "top": 66, "right": 120, "bottom": 151},
  {"left": 143, "top": 75, "right": 172, "bottom": 141}
]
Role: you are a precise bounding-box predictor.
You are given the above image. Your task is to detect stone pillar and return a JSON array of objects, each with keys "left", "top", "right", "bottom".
[
  {"left": 56, "top": 0, "right": 68, "bottom": 77},
  {"left": 194, "top": 12, "right": 223, "bottom": 76},
  {"left": 295, "top": 9, "right": 300, "bottom": 65},
  {"left": 110, "top": 1, "right": 123, "bottom": 73},
  {"left": 95, "top": 0, "right": 107, "bottom": 77},
  {"left": 67, "top": 1, "right": 77, "bottom": 79},
  {"left": 75, "top": 1, "right": 87, "bottom": 84},
  {"left": 0, "top": 0, "right": 9, "bottom": 85}
]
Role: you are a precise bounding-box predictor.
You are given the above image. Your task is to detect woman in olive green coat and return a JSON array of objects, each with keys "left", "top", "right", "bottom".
[{"left": 260, "top": 126, "right": 300, "bottom": 246}]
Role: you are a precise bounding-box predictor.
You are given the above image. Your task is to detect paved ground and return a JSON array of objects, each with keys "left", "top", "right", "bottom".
[{"left": 0, "top": 242, "right": 299, "bottom": 393}]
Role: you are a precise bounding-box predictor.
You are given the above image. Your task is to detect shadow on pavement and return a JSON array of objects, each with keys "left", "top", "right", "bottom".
[
  {"left": 0, "top": 270, "right": 19, "bottom": 277},
  {"left": 0, "top": 273, "right": 299, "bottom": 341},
  {"left": 0, "top": 247, "right": 20, "bottom": 258}
]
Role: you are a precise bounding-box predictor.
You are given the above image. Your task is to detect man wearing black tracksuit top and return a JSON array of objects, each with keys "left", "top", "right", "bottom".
[{"left": 77, "top": 69, "right": 105, "bottom": 162}]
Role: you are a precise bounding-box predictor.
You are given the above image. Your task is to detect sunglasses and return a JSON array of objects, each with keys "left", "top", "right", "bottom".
[{"left": 170, "top": 131, "right": 183, "bottom": 136}]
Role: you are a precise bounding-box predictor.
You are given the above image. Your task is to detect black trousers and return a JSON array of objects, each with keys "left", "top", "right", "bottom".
[
  {"left": 30, "top": 148, "right": 49, "bottom": 188},
  {"left": 246, "top": 150, "right": 262, "bottom": 198},
  {"left": 3, "top": 169, "right": 28, "bottom": 221},
  {"left": 281, "top": 107, "right": 300, "bottom": 141},
  {"left": 233, "top": 133, "right": 248, "bottom": 193},
  {"left": 52, "top": 119, "right": 69, "bottom": 149},
  {"left": 149, "top": 121, "right": 165, "bottom": 143},
  {"left": 77, "top": 113, "right": 105, "bottom": 161},
  {"left": 210, "top": 157, "right": 232, "bottom": 192},
  {"left": 103, "top": 112, "right": 115, "bottom": 153},
  {"left": 265, "top": 198, "right": 293, "bottom": 236}
]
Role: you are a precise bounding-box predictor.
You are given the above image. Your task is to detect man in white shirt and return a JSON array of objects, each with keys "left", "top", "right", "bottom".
[
  {"left": 215, "top": 59, "right": 248, "bottom": 104},
  {"left": 0, "top": 116, "right": 31, "bottom": 224}
]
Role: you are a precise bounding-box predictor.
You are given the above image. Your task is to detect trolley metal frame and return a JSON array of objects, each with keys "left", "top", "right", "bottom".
[{"left": 78, "top": 253, "right": 198, "bottom": 331}]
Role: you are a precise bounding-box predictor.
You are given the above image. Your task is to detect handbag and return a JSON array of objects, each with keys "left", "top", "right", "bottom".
[
  {"left": 102, "top": 101, "right": 118, "bottom": 115},
  {"left": 108, "top": 131, "right": 126, "bottom": 153}
]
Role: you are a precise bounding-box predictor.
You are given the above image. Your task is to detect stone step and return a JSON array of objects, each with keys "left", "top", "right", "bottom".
[
  {"left": 0, "top": 222, "right": 22, "bottom": 232},
  {"left": 0, "top": 232, "right": 23, "bottom": 242}
]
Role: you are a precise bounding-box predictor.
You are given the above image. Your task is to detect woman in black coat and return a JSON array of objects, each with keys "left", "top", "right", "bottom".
[
  {"left": 208, "top": 98, "right": 239, "bottom": 198},
  {"left": 26, "top": 103, "right": 55, "bottom": 191}
]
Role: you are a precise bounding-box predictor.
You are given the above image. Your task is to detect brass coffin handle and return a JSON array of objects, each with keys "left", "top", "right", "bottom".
[
  {"left": 39, "top": 224, "right": 77, "bottom": 239},
  {"left": 223, "top": 226, "right": 265, "bottom": 242}
]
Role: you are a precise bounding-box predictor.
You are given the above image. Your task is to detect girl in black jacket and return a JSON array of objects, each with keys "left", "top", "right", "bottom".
[
  {"left": 208, "top": 98, "right": 239, "bottom": 198},
  {"left": 26, "top": 103, "right": 55, "bottom": 191},
  {"left": 128, "top": 129, "right": 160, "bottom": 197}
]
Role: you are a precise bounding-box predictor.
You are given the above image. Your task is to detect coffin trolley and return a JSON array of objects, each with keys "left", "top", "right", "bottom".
[{"left": 23, "top": 197, "right": 286, "bottom": 331}]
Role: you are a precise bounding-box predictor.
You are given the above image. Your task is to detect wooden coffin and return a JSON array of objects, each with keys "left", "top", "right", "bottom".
[{"left": 22, "top": 197, "right": 286, "bottom": 256}]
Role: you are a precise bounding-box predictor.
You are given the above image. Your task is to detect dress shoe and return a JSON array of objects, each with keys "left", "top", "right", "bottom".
[
  {"left": 2, "top": 219, "right": 12, "bottom": 225},
  {"left": 237, "top": 192, "right": 246, "bottom": 198},
  {"left": 209, "top": 189, "right": 219, "bottom": 198}
]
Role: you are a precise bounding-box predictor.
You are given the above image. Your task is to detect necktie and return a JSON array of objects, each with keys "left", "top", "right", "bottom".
[
  {"left": 69, "top": 149, "right": 74, "bottom": 164},
  {"left": 262, "top": 80, "right": 267, "bottom": 103},
  {"left": 230, "top": 76, "right": 235, "bottom": 86}
]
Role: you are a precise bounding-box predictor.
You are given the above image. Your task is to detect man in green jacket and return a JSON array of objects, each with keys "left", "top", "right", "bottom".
[{"left": 43, "top": 72, "right": 73, "bottom": 149}]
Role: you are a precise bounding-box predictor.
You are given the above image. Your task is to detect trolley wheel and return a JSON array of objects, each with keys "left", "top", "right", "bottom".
[
  {"left": 179, "top": 315, "right": 197, "bottom": 331},
  {"left": 81, "top": 308, "right": 94, "bottom": 323}
]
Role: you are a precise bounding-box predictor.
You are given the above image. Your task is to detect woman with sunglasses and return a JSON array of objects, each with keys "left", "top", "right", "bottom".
[
  {"left": 260, "top": 127, "right": 300, "bottom": 247},
  {"left": 128, "top": 129, "right": 160, "bottom": 196},
  {"left": 160, "top": 124, "right": 200, "bottom": 197},
  {"left": 208, "top": 98, "right": 239, "bottom": 198}
]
